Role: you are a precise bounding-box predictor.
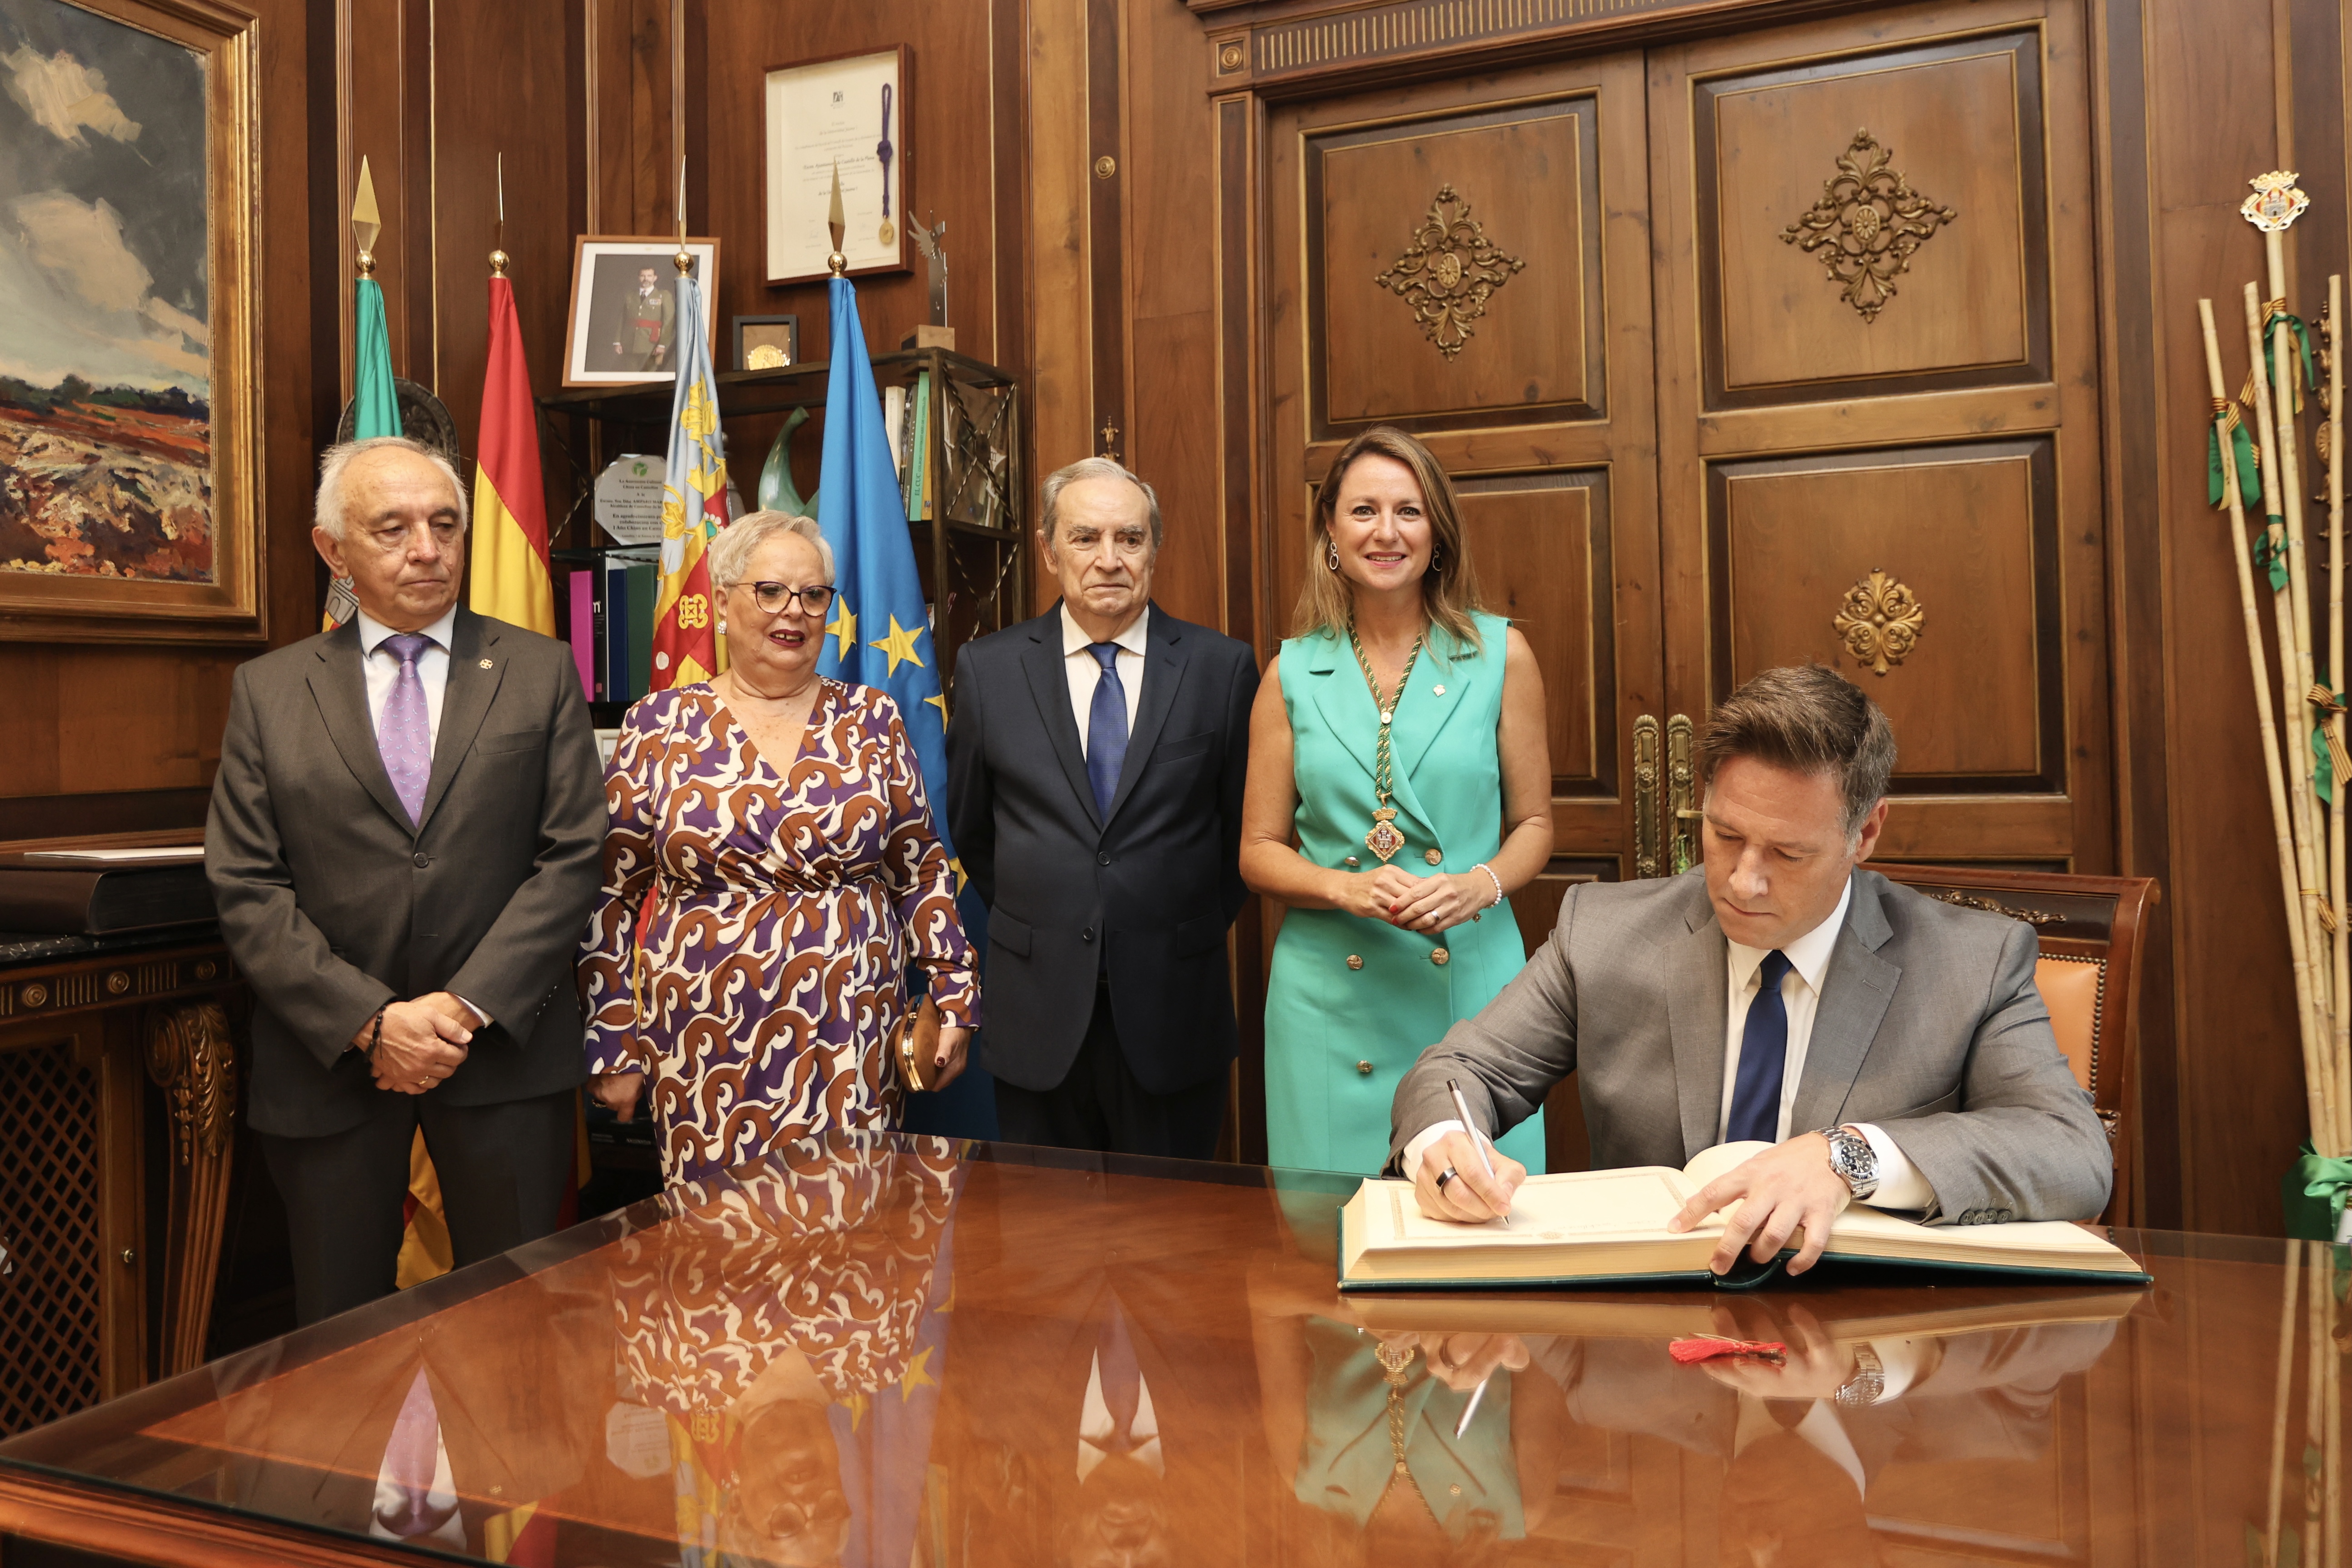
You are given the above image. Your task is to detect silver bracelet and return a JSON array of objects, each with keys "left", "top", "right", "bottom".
[{"left": 1474, "top": 863, "right": 1504, "bottom": 907}]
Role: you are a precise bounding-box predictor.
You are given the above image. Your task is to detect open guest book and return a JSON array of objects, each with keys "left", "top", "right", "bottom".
[{"left": 1339, "top": 1141, "right": 2151, "bottom": 1291}]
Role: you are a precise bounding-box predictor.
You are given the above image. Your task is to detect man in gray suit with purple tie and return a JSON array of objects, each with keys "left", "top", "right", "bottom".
[{"left": 205, "top": 435, "right": 605, "bottom": 1324}]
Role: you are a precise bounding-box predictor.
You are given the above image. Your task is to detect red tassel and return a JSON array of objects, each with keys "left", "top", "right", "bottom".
[{"left": 1668, "top": 1335, "right": 1786, "bottom": 1364}]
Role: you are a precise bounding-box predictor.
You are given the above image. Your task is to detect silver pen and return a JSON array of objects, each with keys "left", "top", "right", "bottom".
[{"left": 1445, "top": 1076, "right": 1510, "bottom": 1229}]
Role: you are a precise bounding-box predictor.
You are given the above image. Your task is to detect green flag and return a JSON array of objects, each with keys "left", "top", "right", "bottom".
[{"left": 324, "top": 277, "right": 404, "bottom": 629}]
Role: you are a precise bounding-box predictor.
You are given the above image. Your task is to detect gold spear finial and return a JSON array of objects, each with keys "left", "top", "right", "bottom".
[
  {"left": 673, "top": 157, "right": 692, "bottom": 276},
  {"left": 488, "top": 151, "right": 508, "bottom": 277},
  {"left": 826, "top": 160, "right": 847, "bottom": 277},
  {"left": 353, "top": 155, "right": 382, "bottom": 277}
]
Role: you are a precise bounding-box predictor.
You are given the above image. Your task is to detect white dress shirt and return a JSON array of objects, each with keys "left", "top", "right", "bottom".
[
  {"left": 1062, "top": 602, "right": 1148, "bottom": 757},
  {"left": 1407, "top": 874, "right": 1936, "bottom": 1213},
  {"left": 354, "top": 603, "right": 489, "bottom": 1029},
  {"left": 357, "top": 605, "right": 458, "bottom": 747}
]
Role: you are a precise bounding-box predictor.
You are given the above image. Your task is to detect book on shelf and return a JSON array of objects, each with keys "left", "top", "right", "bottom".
[
  {"left": 1338, "top": 1140, "right": 2151, "bottom": 1292},
  {"left": 905, "top": 368, "right": 932, "bottom": 521},
  {"left": 556, "top": 550, "right": 662, "bottom": 708}
]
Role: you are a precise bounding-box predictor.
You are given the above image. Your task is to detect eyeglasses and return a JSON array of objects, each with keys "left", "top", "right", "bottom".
[{"left": 737, "top": 581, "right": 836, "bottom": 617}]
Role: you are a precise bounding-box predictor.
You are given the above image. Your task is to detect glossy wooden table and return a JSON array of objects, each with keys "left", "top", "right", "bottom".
[{"left": 0, "top": 1133, "right": 2342, "bottom": 1567}]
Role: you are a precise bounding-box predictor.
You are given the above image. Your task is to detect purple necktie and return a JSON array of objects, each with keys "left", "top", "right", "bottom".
[{"left": 377, "top": 632, "right": 433, "bottom": 827}]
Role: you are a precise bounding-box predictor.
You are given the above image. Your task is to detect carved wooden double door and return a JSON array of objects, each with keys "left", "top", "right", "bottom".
[{"left": 1263, "top": 0, "right": 2110, "bottom": 929}]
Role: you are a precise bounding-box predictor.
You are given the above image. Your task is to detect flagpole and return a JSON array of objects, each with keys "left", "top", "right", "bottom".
[{"left": 490, "top": 149, "right": 508, "bottom": 279}]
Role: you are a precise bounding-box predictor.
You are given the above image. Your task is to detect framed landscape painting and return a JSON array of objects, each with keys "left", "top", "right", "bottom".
[{"left": 0, "top": 0, "right": 260, "bottom": 642}]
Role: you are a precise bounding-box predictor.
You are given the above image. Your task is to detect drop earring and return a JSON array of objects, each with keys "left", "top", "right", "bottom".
[
  {"left": 1430, "top": 548, "right": 1442, "bottom": 574},
  {"left": 1327, "top": 537, "right": 1340, "bottom": 572}
]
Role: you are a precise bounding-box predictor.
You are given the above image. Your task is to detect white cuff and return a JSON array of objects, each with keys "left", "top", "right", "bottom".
[
  {"left": 453, "top": 996, "right": 492, "bottom": 1030},
  {"left": 1401, "top": 1120, "right": 1467, "bottom": 1184},
  {"left": 1850, "top": 1122, "right": 1935, "bottom": 1213}
]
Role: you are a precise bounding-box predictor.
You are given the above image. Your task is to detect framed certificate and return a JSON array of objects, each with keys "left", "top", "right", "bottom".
[{"left": 764, "top": 45, "right": 910, "bottom": 285}]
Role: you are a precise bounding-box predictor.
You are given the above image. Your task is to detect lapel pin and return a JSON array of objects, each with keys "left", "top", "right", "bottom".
[
  {"left": 478, "top": 659, "right": 493, "bottom": 669},
  {"left": 1432, "top": 683, "right": 1446, "bottom": 696}
]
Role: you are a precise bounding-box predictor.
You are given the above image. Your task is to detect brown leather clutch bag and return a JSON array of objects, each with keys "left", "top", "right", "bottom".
[{"left": 890, "top": 995, "right": 943, "bottom": 1093}]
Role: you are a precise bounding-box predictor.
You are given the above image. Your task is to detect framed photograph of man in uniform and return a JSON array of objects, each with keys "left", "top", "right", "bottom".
[{"left": 561, "top": 236, "right": 722, "bottom": 388}]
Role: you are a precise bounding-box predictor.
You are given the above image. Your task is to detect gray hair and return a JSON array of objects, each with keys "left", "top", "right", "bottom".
[
  {"left": 1039, "top": 456, "right": 1161, "bottom": 551},
  {"left": 709, "top": 510, "right": 833, "bottom": 590},
  {"left": 1699, "top": 664, "right": 1897, "bottom": 839},
  {"left": 315, "top": 435, "right": 468, "bottom": 542}
]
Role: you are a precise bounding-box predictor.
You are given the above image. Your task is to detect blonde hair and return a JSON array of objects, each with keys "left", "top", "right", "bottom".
[
  {"left": 709, "top": 510, "right": 832, "bottom": 589},
  {"left": 1292, "top": 426, "right": 1483, "bottom": 653}
]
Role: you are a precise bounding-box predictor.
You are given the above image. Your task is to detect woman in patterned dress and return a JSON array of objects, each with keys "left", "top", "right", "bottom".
[{"left": 579, "top": 511, "right": 978, "bottom": 1183}]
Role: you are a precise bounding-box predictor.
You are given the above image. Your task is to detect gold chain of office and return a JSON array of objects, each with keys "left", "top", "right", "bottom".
[{"left": 1348, "top": 619, "right": 1425, "bottom": 865}]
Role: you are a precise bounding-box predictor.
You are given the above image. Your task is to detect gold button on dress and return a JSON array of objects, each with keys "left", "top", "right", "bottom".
[
  {"left": 1431, "top": 947, "right": 1450, "bottom": 966},
  {"left": 1423, "top": 848, "right": 1443, "bottom": 866},
  {"left": 1346, "top": 954, "right": 1364, "bottom": 971}
]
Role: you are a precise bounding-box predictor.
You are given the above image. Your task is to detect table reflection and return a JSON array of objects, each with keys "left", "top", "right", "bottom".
[{"left": 0, "top": 1133, "right": 2335, "bottom": 1567}]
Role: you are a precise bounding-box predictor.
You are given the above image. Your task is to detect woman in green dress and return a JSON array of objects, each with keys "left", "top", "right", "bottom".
[{"left": 1242, "top": 426, "right": 1555, "bottom": 1175}]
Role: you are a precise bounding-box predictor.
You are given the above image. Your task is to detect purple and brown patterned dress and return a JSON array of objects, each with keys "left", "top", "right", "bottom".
[{"left": 579, "top": 680, "right": 979, "bottom": 1183}]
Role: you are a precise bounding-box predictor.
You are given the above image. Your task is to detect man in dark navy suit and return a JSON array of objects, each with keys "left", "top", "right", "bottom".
[{"left": 947, "top": 458, "right": 1259, "bottom": 1158}]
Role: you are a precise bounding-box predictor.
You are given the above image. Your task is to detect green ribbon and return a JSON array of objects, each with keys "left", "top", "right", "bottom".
[
  {"left": 2210, "top": 410, "right": 2262, "bottom": 509},
  {"left": 2254, "top": 525, "right": 2292, "bottom": 593},
  {"left": 2266, "top": 310, "right": 2320, "bottom": 408},
  {"left": 2291, "top": 1143, "right": 2352, "bottom": 1234}
]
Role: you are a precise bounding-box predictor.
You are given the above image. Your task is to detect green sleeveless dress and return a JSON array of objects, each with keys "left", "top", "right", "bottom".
[{"left": 1264, "top": 611, "right": 1545, "bottom": 1175}]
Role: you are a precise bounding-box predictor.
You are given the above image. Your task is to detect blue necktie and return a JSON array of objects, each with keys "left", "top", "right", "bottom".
[
  {"left": 1727, "top": 950, "right": 1795, "bottom": 1144},
  {"left": 1085, "top": 642, "right": 1128, "bottom": 817}
]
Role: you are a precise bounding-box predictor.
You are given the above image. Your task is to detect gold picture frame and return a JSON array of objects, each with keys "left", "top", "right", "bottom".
[{"left": 0, "top": 0, "right": 263, "bottom": 645}]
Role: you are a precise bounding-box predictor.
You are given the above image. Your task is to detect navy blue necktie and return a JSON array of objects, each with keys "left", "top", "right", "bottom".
[
  {"left": 1086, "top": 642, "right": 1128, "bottom": 817},
  {"left": 1727, "top": 950, "right": 1795, "bottom": 1144}
]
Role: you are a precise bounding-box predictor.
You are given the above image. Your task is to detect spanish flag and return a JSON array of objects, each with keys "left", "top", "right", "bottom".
[{"left": 467, "top": 274, "right": 554, "bottom": 633}]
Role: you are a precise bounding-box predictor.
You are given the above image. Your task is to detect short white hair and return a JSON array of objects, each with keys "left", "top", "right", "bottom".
[
  {"left": 1040, "top": 456, "right": 1161, "bottom": 550},
  {"left": 315, "top": 436, "right": 468, "bottom": 541},
  {"left": 710, "top": 510, "right": 833, "bottom": 589}
]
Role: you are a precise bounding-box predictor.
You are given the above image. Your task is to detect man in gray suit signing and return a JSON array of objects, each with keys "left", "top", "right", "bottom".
[
  {"left": 206, "top": 435, "right": 605, "bottom": 1324},
  {"left": 1395, "top": 664, "right": 2109, "bottom": 1274}
]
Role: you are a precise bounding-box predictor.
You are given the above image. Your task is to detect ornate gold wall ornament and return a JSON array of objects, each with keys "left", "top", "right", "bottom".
[
  {"left": 1833, "top": 567, "right": 1925, "bottom": 676},
  {"left": 1373, "top": 185, "right": 1526, "bottom": 358},
  {"left": 146, "top": 1002, "right": 235, "bottom": 1165},
  {"left": 1780, "top": 129, "right": 1958, "bottom": 323}
]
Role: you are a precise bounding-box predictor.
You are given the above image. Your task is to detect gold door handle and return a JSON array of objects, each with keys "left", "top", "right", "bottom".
[
  {"left": 1667, "top": 714, "right": 1697, "bottom": 875},
  {"left": 1633, "top": 715, "right": 1661, "bottom": 878}
]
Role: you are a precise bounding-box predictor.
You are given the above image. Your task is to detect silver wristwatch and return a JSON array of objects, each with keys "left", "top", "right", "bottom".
[
  {"left": 1834, "top": 1342, "right": 1886, "bottom": 1408},
  {"left": 1817, "top": 1124, "right": 1879, "bottom": 1201}
]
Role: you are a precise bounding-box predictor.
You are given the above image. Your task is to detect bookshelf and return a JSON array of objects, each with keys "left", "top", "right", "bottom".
[{"left": 538, "top": 348, "right": 1027, "bottom": 727}]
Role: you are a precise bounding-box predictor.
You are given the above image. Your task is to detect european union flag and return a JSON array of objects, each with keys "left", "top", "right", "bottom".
[{"left": 815, "top": 277, "right": 953, "bottom": 858}]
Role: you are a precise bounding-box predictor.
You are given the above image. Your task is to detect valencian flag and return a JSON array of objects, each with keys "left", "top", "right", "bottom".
[
  {"left": 466, "top": 273, "right": 555, "bottom": 634},
  {"left": 650, "top": 269, "right": 727, "bottom": 689},
  {"left": 814, "top": 276, "right": 950, "bottom": 851}
]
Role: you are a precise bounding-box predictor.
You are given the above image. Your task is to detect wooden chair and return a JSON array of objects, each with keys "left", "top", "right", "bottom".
[{"left": 1873, "top": 864, "right": 2160, "bottom": 1226}]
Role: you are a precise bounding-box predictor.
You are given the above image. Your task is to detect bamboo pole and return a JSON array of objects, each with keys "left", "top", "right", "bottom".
[
  {"left": 2271, "top": 1237, "right": 2304, "bottom": 1568},
  {"left": 2327, "top": 276, "right": 2351, "bottom": 1164},
  {"left": 2262, "top": 239, "right": 2345, "bottom": 1139},
  {"left": 2247, "top": 280, "right": 2342, "bottom": 1150},
  {"left": 2309, "top": 1243, "right": 2329, "bottom": 1563},
  {"left": 2323, "top": 1250, "right": 2342, "bottom": 1568},
  {"left": 2209, "top": 296, "right": 2336, "bottom": 1157}
]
